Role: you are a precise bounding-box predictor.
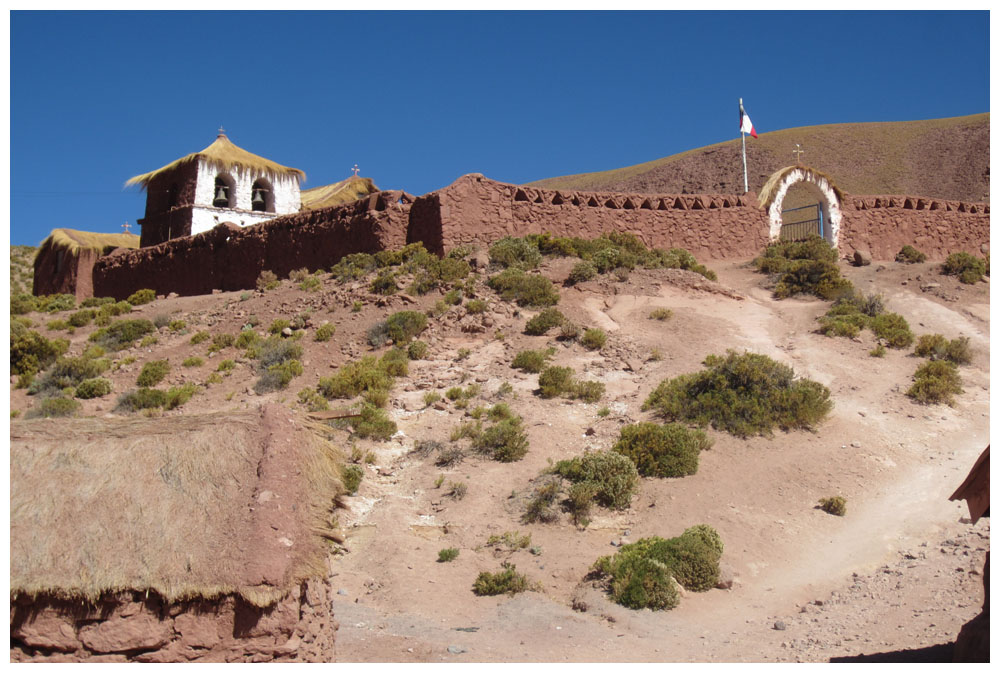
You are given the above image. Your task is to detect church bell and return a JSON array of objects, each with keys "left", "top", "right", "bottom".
[
  {"left": 252, "top": 189, "right": 265, "bottom": 209},
  {"left": 214, "top": 185, "right": 228, "bottom": 207}
]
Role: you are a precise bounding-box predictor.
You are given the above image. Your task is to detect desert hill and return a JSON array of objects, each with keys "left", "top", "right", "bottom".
[
  {"left": 529, "top": 113, "right": 989, "bottom": 203},
  {"left": 9, "top": 237, "right": 989, "bottom": 662}
]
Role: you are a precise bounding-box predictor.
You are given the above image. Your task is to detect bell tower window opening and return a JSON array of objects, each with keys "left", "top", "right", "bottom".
[
  {"left": 251, "top": 178, "right": 275, "bottom": 213},
  {"left": 213, "top": 174, "right": 235, "bottom": 208}
]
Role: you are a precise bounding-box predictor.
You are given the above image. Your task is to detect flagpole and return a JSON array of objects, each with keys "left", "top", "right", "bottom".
[{"left": 740, "top": 98, "right": 748, "bottom": 194}]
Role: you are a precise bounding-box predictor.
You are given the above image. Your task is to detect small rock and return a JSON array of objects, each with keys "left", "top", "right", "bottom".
[
  {"left": 281, "top": 327, "right": 293, "bottom": 337},
  {"left": 774, "top": 621, "right": 787, "bottom": 631},
  {"left": 447, "top": 645, "right": 467, "bottom": 654},
  {"left": 337, "top": 589, "right": 348, "bottom": 596},
  {"left": 853, "top": 249, "right": 872, "bottom": 267},
  {"left": 851, "top": 441, "right": 861, "bottom": 448}
]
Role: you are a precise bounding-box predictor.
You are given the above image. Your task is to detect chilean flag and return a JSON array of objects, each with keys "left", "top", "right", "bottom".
[{"left": 740, "top": 104, "right": 757, "bottom": 138}]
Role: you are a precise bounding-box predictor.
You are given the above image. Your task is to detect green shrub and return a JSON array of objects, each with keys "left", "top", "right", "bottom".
[
  {"left": 488, "top": 268, "right": 560, "bottom": 308},
  {"left": 254, "top": 360, "right": 303, "bottom": 393},
  {"left": 35, "top": 294, "right": 77, "bottom": 313},
  {"left": 524, "top": 308, "right": 565, "bottom": 335},
  {"left": 29, "top": 354, "right": 110, "bottom": 396},
  {"left": 385, "top": 310, "right": 428, "bottom": 344},
  {"left": 79, "top": 297, "right": 115, "bottom": 308},
  {"left": 538, "top": 366, "right": 574, "bottom": 398},
  {"left": 10, "top": 293, "right": 38, "bottom": 315},
  {"left": 643, "top": 350, "right": 833, "bottom": 437},
  {"left": 607, "top": 554, "right": 679, "bottom": 611},
  {"left": 511, "top": 348, "right": 552, "bottom": 373},
  {"left": 473, "top": 562, "right": 532, "bottom": 596},
  {"left": 754, "top": 236, "right": 853, "bottom": 300},
  {"left": 581, "top": 328, "right": 607, "bottom": 350},
  {"left": 315, "top": 323, "right": 336, "bottom": 342},
  {"left": 567, "top": 261, "right": 598, "bottom": 284},
  {"left": 257, "top": 336, "right": 303, "bottom": 367},
  {"left": 523, "top": 478, "right": 561, "bottom": 523},
  {"left": 91, "top": 319, "right": 157, "bottom": 351},
  {"left": 182, "top": 356, "right": 204, "bottom": 368},
  {"left": 466, "top": 298, "right": 487, "bottom": 314},
  {"left": 167, "top": 319, "right": 186, "bottom": 332},
  {"left": 299, "top": 276, "right": 321, "bottom": 292},
  {"left": 906, "top": 360, "right": 963, "bottom": 405},
  {"left": 649, "top": 308, "right": 673, "bottom": 321},
  {"left": 407, "top": 340, "right": 428, "bottom": 360},
  {"left": 487, "top": 530, "right": 531, "bottom": 550},
  {"left": 423, "top": 391, "right": 441, "bottom": 407},
  {"left": 190, "top": 330, "right": 211, "bottom": 345},
  {"left": 75, "top": 377, "right": 112, "bottom": 399},
  {"left": 235, "top": 329, "right": 261, "bottom": 350},
  {"left": 126, "top": 289, "right": 156, "bottom": 306},
  {"left": 914, "top": 334, "right": 972, "bottom": 364},
  {"left": 570, "top": 379, "right": 605, "bottom": 403},
  {"left": 165, "top": 383, "right": 197, "bottom": 409},
  {"left": 679, "top": 524, "right": 725, "bottom": 557},
  {"left": 438, "top": 548, "right": 460, "bottom": 563},
  {"left": 116, "top": 387, "right": 169, "bottom": 413},
  {"left": 269, "top": 319, "right": 291, "bottom": 335},
  {"left": 895, "top": 245, "right": 927, "bottom": 264},
  {"left": 819, "top": 496, "right": 847, "bottom": 516},
  {"left": 489, "top": 236, "right": 542, "bottom": 270},
  {"left": 256, "top": 270, "right": 279, "bottom": 291},
  {"left": 320, "top": 355, "right": 395, "bottom": 400},
  {"left": 942, "top": 252, "right": 987, "bottom": 284},
  {"left": 869, "top": 344, "right": 886, "bottom": 358},
  {"left": 366, "top": 321, "right": 390, "bottom": 348},
  {"left": 67, "top": 309, "right": 96, "bottom": 328},
  {"left": 612, "top": 422, "right": 708, "bottom": 478},
  {"left": 46, "top": 319, "right": 72, "bottom": 332},
  {"left": 28, "top": 396, "right": 81, "bottom": 419},
  {"left": 869, "top": 312, "right": 914, "bottom": 349},
  {"left": 371, "top": 270, "right": 399, "bottom": 295},
  {"left": 472, "top": 417, "right": 529, "bottom": 462},
  {"left": 349, "top": 404, "right": 397, "bottom": 440},
  {"left": 11, "top": 327, "right": 70, "bottom": 377},
  {"left": 209, "top": 333, "right": 236, "bottom": 352},
  {"left": 553, "top": 450, "right": 638, "bottom": 510},
  {"left": 136, "top": 360, "right": 170, "bottom": 387},
  {"left": 341, "top": 464, "right": 364, "bottom": 494}
]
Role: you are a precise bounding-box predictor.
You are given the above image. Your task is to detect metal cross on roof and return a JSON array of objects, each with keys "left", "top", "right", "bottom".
[
  {"left": 793, "top": 144, "right": 804, "bottom": 163},
  {"left": 218, "top": 125, "right": 226, "bottom": 137},
  {"left": 352, "top": 164, "right": 360, "bottom": 177},
  {"left": 122, "top": 221, "right": 131, "bottom": 233}
]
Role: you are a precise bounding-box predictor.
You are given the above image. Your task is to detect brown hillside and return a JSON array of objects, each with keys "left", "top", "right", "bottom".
[{"left": 530, "top": 113, "right": 989, "bottom": 202}]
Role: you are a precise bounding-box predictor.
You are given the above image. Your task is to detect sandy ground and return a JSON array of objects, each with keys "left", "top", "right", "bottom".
[{"left": 12, "top": 256, "right": 989, "bottom": 662}]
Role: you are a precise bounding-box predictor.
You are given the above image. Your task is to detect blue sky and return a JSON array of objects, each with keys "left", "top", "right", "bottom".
[{"left": 10, "top": 10, "right": 990, "bottom": 246}]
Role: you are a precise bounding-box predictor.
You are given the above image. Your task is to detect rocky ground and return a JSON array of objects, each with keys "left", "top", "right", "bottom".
[{"left": 10, "top": 252, "right": 990, "bottom": 663}]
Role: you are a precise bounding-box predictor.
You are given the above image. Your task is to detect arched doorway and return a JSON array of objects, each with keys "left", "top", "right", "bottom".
[{"left": 758, "top": 166, "right": 844, "bottom": 247}]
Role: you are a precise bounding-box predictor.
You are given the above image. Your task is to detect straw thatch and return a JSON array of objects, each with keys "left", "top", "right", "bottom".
[
  {"left": 300, "top": 176, "right": 380, "bottom": 210},
  {"left": 10, "top": 405, "right": 343, "bottom": 607},
  {"left": 125, "top": 133, "right": 305, "bottom": 190},
  {"left": 757, "top": 165, "right": 845, "bottom": 210},
  {"left": 37, "top": 228, "right": 140, "bottom": 258}
]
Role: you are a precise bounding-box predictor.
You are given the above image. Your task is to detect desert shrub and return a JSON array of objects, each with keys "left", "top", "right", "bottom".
[
  {"left": 472, "top": 417, "right": 529, "bottom": 462},
  {"left": 256, "top": 336, "right": 303, "bottom": 368},
  {"left": 869, "top": 312, "right": 914, "bottom": 349},
  {"left": 524, "top": 478, "right": 561, "bottom": 524},
  {"left": 565, "top": 481, "right": 598, "bottom": 525},
  {"left": 942, "top": 252, "right": 987, "bottom": 284},
  {"left": 511, "top": 348, "right": 552, "bottom": 373},
  {"left": 487, "top": 530, "right": 532, "bottom": 550},
  {"left": 10, "top": 293, "right": 38, "bottom": 315},
  {"left": 906, "top": 360, "right": 963, "bottom": 405},
  {"left": 299, "top": 275, "right": 322, "bottom": 291},
  {"left": 168, "top": 319, "right": 187, "bottom": 332},
  {"left": 473, "top": 562, "right": 532, "bottom": 596},
  {"left": 538, "top": 366, "right": 574, "bottom": 398},
  {"left": 235, "top": 329, "right": 260, "bottom": 350},
  {"left": 181, "top": 355, "right": 202, "bottom": 368},
  {"left": 819, "top": 496, "right": 847, "bottom": 516},
  {"left": 366, "top": 321, "right": 390, "bottom": 348},
  {"left": 314, "top": 323, "right": 336, "bottom": 342},
  {"left": 446, "top": 481, "right": 468, "bottom": 499},
  {"left": 213, "top": 359, "right": 234, "bottom": 373},
  {"left": 571, "top": 379, "right": 605, "bottom": 403},
  {"left": 378, "top": 348, "right": 409, "bottom": 377},
  {"left": 116, "top": 387, "right": 169, "bottom": 413},
  {"left": 524, "top": 308, "right": 565, "bottom": 335},
  {"left": 869, "top": 344, "right": 886, "bottom": 357},
  {"left": 11, "top": 327, "right": 70, "bottom": 377},
  {"left": 190, "top": 330, "right": 210, "bottom": 345},
  {"left": 34, "top": 294, "right": 77, "bottom": 313},
  {"left": 28, "top": 396, "right": 81, "bottom": 419},
  {"left": 607, "top": 554, "right": 679, "bottom": 611},
  {"left": 488, "top": 268, "right": 560, "bottom": 308},
  {"left": 289, "top": 267, "right": 310, "bottom": 283},
  {"left": 593, "top": 246, "right": 637, "bottom": 274},
  {"left": 557, "top": 322, "right": 580, "bottom": 341},
  {"left": 29, "top": 354, "right": 110, "bottom": 395},
  {"left": 385, "top": 310, "right": 428, "bottom": 344},
  {"left": 208, "top": 333, "right": 236, "bottom": 353},
  {"left": 80, "top": 296, "right": 115, "bottom": 308},
  {"left": 349, "top": 403, "right": 397, "bottom": 440},
  {"left": 136, "top": 359, "right": 170, "bottom": 387},
  {"left": 581, "top": 328, "right": 607, "bottom": 350},
  {"left": 895, "top": 245, "right": 927, "bottom": 264},
  {"left": 915, "top": 334, "right": 972, "bottom": 365},
  {"left": 47, "top": 319, "right": 72, "bottom": 332},
  {"left": 254, "top": 360, "right": 303, "bottom": 394},
  {"left": 341, "top": 464, "right": 364, "bottom": 494},
  {"left": 489, "top": 236, "right": 542, "bottom": 270},
  {"left": 165, "top": 383, "right": 197, "bottom": 409},
  {"left": 268, "top": 319, "right": 290, "bottom": 335},
  {"left": 567, "top": 261, "right": 598, "bottom": 284},
  {"left": 466, "top": 298, "right": 487, "bottom": 314},
  {"left": 68, "top": 309, "right": 96, "bottom": 328},
  {"left": 407, "top": 340, "right": 428, "bottom": 360},
  {"left": 553, "top": 450, "right": 638, "bottom": 510},
  {"left": 438, "top": 548, "right": 460, "bottom": 563},
  {"left": 423, "top": 391, "right": 441, "bottom": 407},
  {"left": 75, "top": 377, "right": 113, "bottom": 399},
  {"left": 152, "top": 313, "right": 171, "bottom": 329},
  {"left": 611, "top": 422, "right": 708, "bottom": 478},
  {"left": 91, "top": 319, "right": 156, "bottom": 351},
  {"left": 649, "top": 308, "right": 673, "bottom": 321},
  {"left": 643, "top": 350, "right": 833, "bottom": 437},
  {"left": 371, "top": 270, "right": 399, "bottom": 295},
  {"left": 256, "top": 270, "right": 279, "bottom": 291},
  {"left": 754, "top": 236, "right": 852, "bottom": 300},
  {"left": 126, "top": 289, "right": 156, "bottom": 306}
]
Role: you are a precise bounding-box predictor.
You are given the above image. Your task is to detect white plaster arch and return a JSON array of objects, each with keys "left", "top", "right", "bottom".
[{"left": 760, "top": 167, "right": 843, "bottom": 248}]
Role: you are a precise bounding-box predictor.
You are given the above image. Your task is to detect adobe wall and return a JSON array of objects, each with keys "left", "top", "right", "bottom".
[
  {"left": 94, "top": 191, "right": 412, "bottom": 300},
  {"left": 10, "top": 581, "right": 336, "bottom": 663},
  {"left": 424, "top": 174, "right": 772, "bottom": 260},
  {"left": 32, "top": 248, "right": 100, "bottom": 301},
  {"left": 838, "top": 195, "right": 990, "bottom": 260}
]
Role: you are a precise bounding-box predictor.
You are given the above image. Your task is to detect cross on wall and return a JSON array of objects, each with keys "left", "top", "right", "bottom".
[
  {"left": 352, "top": 164, "right": 360, "bottom": 177},
  {"left": 793, "top": 144, "right": 804, "bottom": 163},
  {"left": 122, "top": 222, "right": 131, "bottom": 233}
]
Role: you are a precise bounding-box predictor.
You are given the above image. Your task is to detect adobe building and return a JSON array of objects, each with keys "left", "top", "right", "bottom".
[{"left": 126, "top": 130, "right": 305, "bottom": 247}]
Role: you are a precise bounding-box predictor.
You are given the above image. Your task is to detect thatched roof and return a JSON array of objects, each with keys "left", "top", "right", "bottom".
[
  {"left": 758, "top": 165, "right": 845, "bottom": 210},
  {"left": 125, "top": 132, "right": 305, "bottom": 190},
  {"left": 37, "top": 228, "right": 140, "bottom": 257},
  {"left": 10, "top": 405, "right": 343, "bottom": 607},
  {"left": 300, "top": 176, "right": 380, "bottom": 210}
]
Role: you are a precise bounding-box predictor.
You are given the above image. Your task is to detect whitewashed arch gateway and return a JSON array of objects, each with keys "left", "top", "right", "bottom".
[{"left": 758, "top": 166, "right": 845, "bottom": 247}]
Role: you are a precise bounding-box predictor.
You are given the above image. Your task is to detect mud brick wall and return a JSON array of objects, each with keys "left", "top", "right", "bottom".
[
  {"left": 33, "top": 248, "right": 101, "bottom": 300},
  {"left": 417, "top": 174, "right": 773, "bottom": 260},
  {"left": 93, "top": 191, "right": 411, "bottom": 300},
  {"left": 10, "top": 582, "right": 336, "bottom": 663},
  {"left": 838, "top": 195, "right": 990, "bottom": 260}
]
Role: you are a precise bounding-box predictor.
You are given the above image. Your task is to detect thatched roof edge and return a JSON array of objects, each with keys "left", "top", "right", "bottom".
[
  {"left": 758, "top": 165, "right": 845, "bottom": 210},
  {"left": 300, "top": 176, "right": 381, "bottom": 210},
  {"left": 38, "top": 228, "right": 140, "bottom": 257}
]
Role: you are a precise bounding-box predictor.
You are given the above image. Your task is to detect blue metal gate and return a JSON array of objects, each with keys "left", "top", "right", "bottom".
[{"left": 780, "top": 204, "right": 824, "bottom": 241}]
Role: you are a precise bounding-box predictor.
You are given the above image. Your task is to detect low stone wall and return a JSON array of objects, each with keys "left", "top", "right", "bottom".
[
  {"left": 93, "top": 191, "right": 412, "bottom": 300},
  {"left": 10, "top": 581, "right": 336, "bottom": 663}
]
